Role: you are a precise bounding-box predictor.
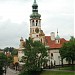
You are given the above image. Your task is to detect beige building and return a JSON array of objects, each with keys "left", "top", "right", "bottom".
[{"left": 18, "top": 37, "right": 25, "bottom": 62}]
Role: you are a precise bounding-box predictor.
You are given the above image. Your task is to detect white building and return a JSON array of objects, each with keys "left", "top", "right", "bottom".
[{"left": 45, "top": 32, "right": 68, "bottom": 66}]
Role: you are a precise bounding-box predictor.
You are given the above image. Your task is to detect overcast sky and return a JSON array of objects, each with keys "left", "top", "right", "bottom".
[{"left": 0, "top": 0, "right": 74, "bottom": 49}]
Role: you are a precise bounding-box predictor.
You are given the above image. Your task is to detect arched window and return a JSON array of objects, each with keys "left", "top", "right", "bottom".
[
  {"left": 51, "top": 53, "right": 53, "bottom": 57},
  {"left": 32, "top": 20, "right": 34, "bottom": 26}
]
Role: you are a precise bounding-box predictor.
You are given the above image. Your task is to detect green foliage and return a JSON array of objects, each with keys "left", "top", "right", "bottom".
[
  {"left": 4, "top": 47, "right": 17, "bottom": 65},
  {"left": 0, "top": 53, "right": 7, "bottom": 75},
  {"left": 20, "top": 38, "right": 48, "bottom": 75},
  {"left": 4, "top": 47, "right": 14, "bottom": 52},
  {"left": 7, "top": 55, "right": 13, "bottom": 65},
  {"left": 0, "top": 53, "right": 7, "bottom": 67},
  {"left": 59, "top": 37, "right": 75, "bottom": 64},
  {"left": 20, "top": 56, "right": 27, "bottom": 62},
  {"left": 11, "top": 49, "right": 18, "bottom": 56}
]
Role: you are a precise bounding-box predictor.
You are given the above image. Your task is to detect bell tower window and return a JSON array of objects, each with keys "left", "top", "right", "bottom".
[{"left": 32, "top": 20, "right": 34, "bottom": 26}]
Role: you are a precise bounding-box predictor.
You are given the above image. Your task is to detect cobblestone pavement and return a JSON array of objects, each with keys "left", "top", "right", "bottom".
[{"left": 3, "top": 67, "right": 19, "bottom": 75}]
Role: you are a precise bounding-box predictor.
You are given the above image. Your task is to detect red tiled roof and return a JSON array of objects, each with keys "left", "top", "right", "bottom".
[{"left": 45, "top": 36, "right": 68, "bottom": 49}]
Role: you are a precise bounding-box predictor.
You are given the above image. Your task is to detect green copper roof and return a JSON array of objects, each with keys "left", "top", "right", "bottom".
[
  {"left": 30, "top": 12, "right": 41, "bottom": 19},
  {"left": 30, "top": 0, "right": 41, "bottom": 19},
  {"left": 32, "top": 3, "right": 38, "bottom": 7},
  {"left": 56, "top": 35, "right": 60, "bottom": 40},
  {"left": 55, "top": 29, "right": 60, "bottom": 40}
]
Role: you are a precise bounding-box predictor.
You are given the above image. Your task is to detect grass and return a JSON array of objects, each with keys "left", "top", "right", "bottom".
[
  {"left": 57, "top": 65, "right": 75, "bottom": 71},
  {"left": 40, "top": 71, "right": 75, "bottom": 75}
]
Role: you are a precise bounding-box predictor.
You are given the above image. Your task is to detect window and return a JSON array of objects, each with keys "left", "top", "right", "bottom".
[
  {"left": 41, "top": 39, "right": 42, "bottom": 43},
  {"left": 36, "top": 35, "right": 38, "bottom": 37},
  {"left": 51, "top": 53, "right": 53, "bottom": 57},
  {"left": 33, "top": 29, "right": 34, "bottom": 33},
  {"left": 58, "top": 40, "right": 60, "bottom": 43},
  {"left": 32, "top": 20, "right": 34, "bottom": 26},
  {"left": 36, "top": 20, "right": 38, "bottom": 26}
]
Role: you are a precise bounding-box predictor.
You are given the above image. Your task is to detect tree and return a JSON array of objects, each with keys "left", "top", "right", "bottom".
[
  {"left": 4, "top": 47, "right": 14, "bottom": 53},
  {"left": 7, "top": 55, "right": 13, "bottom": 66},
  {"left": 59, "top": 37, "right": 75, "bottom": 65},
  {"left": 20, "top": 38, "right": 48, "bottom": 75},
  {"left": 4, "top": 47, "right": 18, "bottom": 66},
  {"left": 11, "top": 49, "right": 18, "bottom": 56},
  {"left": 0, "top": 53, "right": 7, "bottom": 75}
]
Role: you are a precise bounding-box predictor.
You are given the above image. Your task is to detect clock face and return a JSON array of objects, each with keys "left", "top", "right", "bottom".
[{"left": 35, "top": 28, "right": 39, "bottom": 33}]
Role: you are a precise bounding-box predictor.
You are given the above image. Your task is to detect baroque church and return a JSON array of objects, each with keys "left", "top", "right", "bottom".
[{"left": 18, "top": 0, "right": 68, "bottom": 66}]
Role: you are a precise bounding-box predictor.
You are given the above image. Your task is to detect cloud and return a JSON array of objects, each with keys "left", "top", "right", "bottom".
[
  {"left": 0, "top": 0, "right": 74, "bottom": 48},
  {"left": 0, "top": 20, "right": 29, "bottom": 48},
  {"left": 42, "top": 13, "right": 74, "bottom": 39}
]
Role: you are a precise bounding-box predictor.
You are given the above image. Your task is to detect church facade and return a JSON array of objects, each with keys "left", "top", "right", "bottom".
[{"left": 18, "top": 0, "right": 68, "bottom": 66}]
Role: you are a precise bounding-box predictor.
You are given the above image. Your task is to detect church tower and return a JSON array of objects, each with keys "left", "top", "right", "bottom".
[{"left": 30, "top": 0, "right": 45, "bottom": 43}]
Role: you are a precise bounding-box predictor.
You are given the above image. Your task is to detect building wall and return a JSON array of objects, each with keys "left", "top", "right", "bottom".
[
  {"left": 18, "top": 50, "right": 24, "bottom": 61},
  {"left": 13, "top": 56, "right": 18, "bottom": 64},
  {"left": 48, "top": 49, "right": 68, "bottom": 66}
]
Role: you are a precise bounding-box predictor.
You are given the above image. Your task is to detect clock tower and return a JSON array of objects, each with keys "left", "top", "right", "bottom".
[{"left": 30, "top": 0, "right": 45, "bottom": 43}]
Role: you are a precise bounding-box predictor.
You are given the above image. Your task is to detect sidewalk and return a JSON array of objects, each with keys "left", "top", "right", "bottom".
[{"left": 3, "top": 67, "right": 19, "bottom": 75}]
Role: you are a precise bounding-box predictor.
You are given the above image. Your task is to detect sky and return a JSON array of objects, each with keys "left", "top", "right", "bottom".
[{"left": 0, "top": 0, "right": 74, "bottom": 49}]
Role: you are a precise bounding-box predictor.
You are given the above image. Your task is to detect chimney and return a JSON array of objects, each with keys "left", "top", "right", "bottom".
[{"left": 50, "top": 32, "right": 55, "bottom": 41}]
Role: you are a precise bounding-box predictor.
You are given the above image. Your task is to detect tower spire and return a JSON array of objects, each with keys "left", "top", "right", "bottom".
[
  {"left": 57, "top": 29, "right": 58, "bottom": 35},
  {"left": 56, "top": 29, "right": 60, "bottom": 40},
  {"left": 34, "top": 0, "right": 36, "bottom": 3}
]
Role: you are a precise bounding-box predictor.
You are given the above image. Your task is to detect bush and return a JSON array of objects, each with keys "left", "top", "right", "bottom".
[
  {"left": 19, "top": 70, "right": 42, "bottom": 75},
  {"left": 0, "top": 67, "right": 4, "bottom": 75}
]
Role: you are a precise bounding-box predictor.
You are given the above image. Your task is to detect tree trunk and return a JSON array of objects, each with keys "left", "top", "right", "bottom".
[
  {"left": 72, "top": 59, "right": 74, "bottom": 65},
  {"left": 61, "top": 58, "right": 63, "bottom": 67}
]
